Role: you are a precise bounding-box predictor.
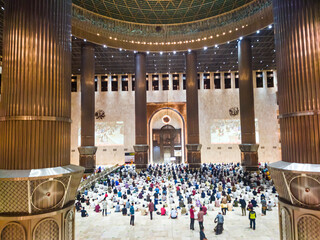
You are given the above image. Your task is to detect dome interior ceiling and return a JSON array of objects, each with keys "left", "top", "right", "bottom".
[
  {"left": 72, "top": 0, "right": 255, "bottom": 24},
  {"left": 71, "top": 26, "right": 275, "bottom": 75}
]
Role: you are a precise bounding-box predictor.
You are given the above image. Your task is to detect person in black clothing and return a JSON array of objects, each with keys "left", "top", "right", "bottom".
[
  {"left": 75, "top": 201, "right": 82, "bottom": 212},
  {"left": 210, "top": 193, "right": 215, "bottom": 203},
  {"left": 76, "top": 193, "right": 81, "bottom": 201},
  {"left": 122, "top": 205, "right": 127, "bottom": 216},
  {"left": 81, "top": 207, "right": 88, "bottom": 217},
  {"left": 200, "top": 226, "right": 207, "bottom": 240},
  {"left": 80, "top": 195, "right": 85, "bottom": 203},
  {"left": 251, "top": 198, "right": 257, "bottom": 207}
]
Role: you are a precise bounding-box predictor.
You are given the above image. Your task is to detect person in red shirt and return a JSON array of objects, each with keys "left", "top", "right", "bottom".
[
  {"left": 197, "top": 207, "right": 205, "bottom": 229},
  {"left": 202, "top": 204, "right": 208, "bottom": 215},
  {"left": 190, "top": 205, "right": 196, "bottom": 230},
  {"left": 192, "top": 189, "right": 196, "bottom": 196},
  {"left": 148, "top": 200, "right": 154, "bottom": 220},
  {"left": 161, "top": 205, "right": 166, "bottom": 216},
  {"left": 247, "top": 202, "right": 253, "bottom": 212}
]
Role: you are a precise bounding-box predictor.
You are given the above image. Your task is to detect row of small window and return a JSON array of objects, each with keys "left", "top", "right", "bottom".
[{"left": 71, "top": 71, "right": 274, "bottom": 92}]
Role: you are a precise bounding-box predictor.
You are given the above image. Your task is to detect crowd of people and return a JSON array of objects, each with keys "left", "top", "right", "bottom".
[{"left": 75, "top": 163, "right": 278, "bottom": 239}]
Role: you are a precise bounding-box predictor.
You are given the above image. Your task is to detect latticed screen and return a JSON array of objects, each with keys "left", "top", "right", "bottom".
[{"left": 72, "top": 0, "right": 254, "bottom": 24}]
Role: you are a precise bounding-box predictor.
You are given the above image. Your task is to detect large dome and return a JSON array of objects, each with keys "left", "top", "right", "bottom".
[
  {"left": 71, "top": 0, "right": 273, "bottom": 51},
  {"left": 72, "top": 0, "right": 254, "bottom": 24}
]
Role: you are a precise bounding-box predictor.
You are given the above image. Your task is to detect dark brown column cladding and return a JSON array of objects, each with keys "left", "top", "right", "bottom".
[
  {"left": 270, "top": 1, "right": 320, "bottom": 239},
  {"left": 134, "top": 52, "right": 148, "bottom": 169},
  {"left": 238, "top": 37, "right": 259, "bottom": 171},
  {"left": 186, "top": 51, "right": 201, "bottom": 168},
  {"left": 78, "top": 43, "right": 97, "bottom": 172},
  {"left": 274, "top": 0, "right": 320, "bottom": 164},
  {"left": 0, "top": 0, "right": 72, "bottom": 169}
]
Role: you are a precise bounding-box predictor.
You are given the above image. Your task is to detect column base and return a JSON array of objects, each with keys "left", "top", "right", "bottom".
[
  {"left": 0, "top": 204, "right": 76, "bottom": 240},
  {"left": 133, "top": 144, "right": 149, "bottom": 169},
  {"left": 239, "top": 144, "right": 259, "bottom": 171},
  {"left": 270, "top": 161, "right": 320, "bottom": 240},
  {"left": 0, "top": 165, "right": 84, "bottom": 240},
  {"left": 186, "top": 144, "right": 202, "bottom": 169},
  {"left": 277, "top": 199, "right": 320, "bottom": 240},
  {"left": 78, "top": 146, "right": 97, "bottom": 173}
]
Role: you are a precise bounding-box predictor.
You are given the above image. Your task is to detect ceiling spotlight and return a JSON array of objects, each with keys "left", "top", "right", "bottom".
[
  {"left": 84, "top": 39, "right": 87, "bottom": 42},
  {"left": 203, "top": 46, "right": 207, "bottom": 50},
  {"left": 173, "top": 51, "right": 176, "bottom": 54},
  {"left": 215, "top": 44, "right": 218, "bottom": 48},
  {"left": 227, "top": 41, "right": 230, "bottom": 44},
  {"left": 239, "top": 37, "right": 243, "bottom": 40},
  {"left": 103, "top": 45, "right": 107, "bottom": 48},
  {"left": 119, "top": 48, "right": 122, "bottom": 51},
  {"left": 134, "top": 51, "right": 137, "bottom": 53},
  {"left": 257, "top": 30, "right": 260, "bottom": 34},
  {"left": 147, "top": 51, "right": 150, "bottom": 54},
  {"left": 268, "top": 25, "right": 272, "bottom": 29},
  {"left": 188, "top": 49, "right": 191, "bottom": 53},
  {"left": 160, "top": 51, "right": 163, "bottom": 55}
]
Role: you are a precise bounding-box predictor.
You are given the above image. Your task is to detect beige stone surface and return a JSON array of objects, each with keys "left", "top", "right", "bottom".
[
  {"left": 71, "top": 71, "right": 280, "bottom": 166},
  {"left": 75, "top": 204, "right": 280, "bottom": 240}
]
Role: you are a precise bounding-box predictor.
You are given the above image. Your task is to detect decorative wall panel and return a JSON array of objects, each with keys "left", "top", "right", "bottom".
[
  {"left": 1, "top": 222, "right": 25, "bottom": 240},
  {"left": 34, "top": 219, "right": 59, "bottom": 240}
]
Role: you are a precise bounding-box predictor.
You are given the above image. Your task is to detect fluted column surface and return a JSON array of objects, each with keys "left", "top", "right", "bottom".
[
  {"left": 80, "top": 44, "right": 95, "bottom": 147},
  {"left": 0, "top": 0, "right": 72, "bottom": 169},
  {"left": 238, "top": 38, "right": 256, "bottom": 144},
  {"left": 186, "top": 51, "right": 200, "bottom": 144},
  {"left": 274, "top": 0, "right": 320, "bottom": 164},
  {"left": 135, "top": 52, "right": 147, "bottom": 145}
]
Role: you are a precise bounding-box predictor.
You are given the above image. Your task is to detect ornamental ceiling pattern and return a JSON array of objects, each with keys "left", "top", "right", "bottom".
[{"left": 72, "top": 0, "right": 254, "bottom": 24}]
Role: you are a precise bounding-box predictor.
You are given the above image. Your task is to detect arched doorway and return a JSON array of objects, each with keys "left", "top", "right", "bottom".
[{"left": 149, "top": 108, "right": 186, "bottom": 164}]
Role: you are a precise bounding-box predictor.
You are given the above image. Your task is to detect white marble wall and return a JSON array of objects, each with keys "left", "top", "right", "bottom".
[{"left": 70, "top": 71, "right": 280, "bottom": 165}]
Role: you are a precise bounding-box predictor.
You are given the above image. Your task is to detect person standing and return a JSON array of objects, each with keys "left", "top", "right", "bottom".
[
  {"left": 102, "top": 199, "right": 108, "bottom": 217},
  {"left": 130, "top": 203, "right": 135, "bottom": 226},
  {"left": 197, "top": 207, "right": 205, "bottom": 230},
  {"left": 200, "top": 226, "right": 208, "bottom": 240},
  {"left": 240, "top": 197, "right": 247, "bottom": 216},
  {"left": 249, "top": 208, "right": 256, "bottom": 230},
  {"left": 148, "top": 200, "right": 154, "bottom": 220},
  {"left": 190, "top": 205, "right": 196, "bottom": 230},
  {"left": 214, "top": 212, "right": 224, "bottom": 235},
  {"left": 261, "top": 197, "right": 267, "bottom": 216}
]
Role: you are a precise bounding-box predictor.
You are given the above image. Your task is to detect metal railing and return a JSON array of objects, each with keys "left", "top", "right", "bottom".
[{"left": 78, "top": 164, "right": 121, "bottom": 192}]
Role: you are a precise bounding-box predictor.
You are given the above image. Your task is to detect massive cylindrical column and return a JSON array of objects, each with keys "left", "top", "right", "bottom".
[
  {"left": 133, "top": 52, "right": 148, "bottom": 169},
  {"left": 78, "top": 44, "right": 97, "bottom": 173},
  {"left": 238, "top": 38, "right": 259, "bottom": 171},
  {"left": 269, "top": 1, "right": 320, "bottom": 239},
  {"left": 0, "top": 1, "right": 84, "bottom": 239},
  {"left": 0, "top": 1, "right": 72, "bottom": 170},
  {"left": 186, "top": 51, "right": 201, "bottom": 168}
]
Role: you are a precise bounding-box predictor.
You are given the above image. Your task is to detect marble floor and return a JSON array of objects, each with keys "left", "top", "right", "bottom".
[{"left": 75, "top": 205, "right": 280, "bottom": 240}]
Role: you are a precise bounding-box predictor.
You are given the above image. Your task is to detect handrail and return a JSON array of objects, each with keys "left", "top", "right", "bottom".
[{"left": 77, "top": 164, "right": 121, "bottom": 192}]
